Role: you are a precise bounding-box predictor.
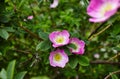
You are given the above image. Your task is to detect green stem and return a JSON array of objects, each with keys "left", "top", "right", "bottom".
[
  {"left": 88, "top": 24, "right": 111, "bottom": 40},
  {"left": 104, "top": 70, "right": 120, "bottom": 79}
]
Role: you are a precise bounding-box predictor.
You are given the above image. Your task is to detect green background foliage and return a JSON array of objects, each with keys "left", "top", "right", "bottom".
[{"left": 0, "top": 0, "right": 120, "bottom": 79}]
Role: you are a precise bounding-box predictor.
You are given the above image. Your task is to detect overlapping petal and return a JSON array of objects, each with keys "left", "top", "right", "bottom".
[
  {"left": 69, "top": 38, "right": 85, "bottom": 55},
  {"left": 49, "top": 30, "right": 70, "bottom": 48},
  {"left": 87, "top": 0, "right": 119, "bottom": 22},
  {"left": 49, "top": 49, "right": 69, "bottom": 68}
]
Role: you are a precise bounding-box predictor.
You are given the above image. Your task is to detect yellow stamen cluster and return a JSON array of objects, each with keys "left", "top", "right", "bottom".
[
  {"left": 54, "top": 53, "right": 62, "bottom": 61},
  {"left": 100, "top": 3, "right": 113, "bottom": 16},
  {"left": 56, "top": 36, "right": 64, "bottom": 43}
]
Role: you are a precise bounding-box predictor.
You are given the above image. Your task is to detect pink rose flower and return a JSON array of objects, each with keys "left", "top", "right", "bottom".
[
  {"left": 50, "top": 0, "right": 59, "bottom": 8},
  {"left": 49, "top": 30, "right": 70, "bottom": 48},
  {"left": 87, "top": 0, "right": 119, "bottom": 22},
  {"left": 69, "top": 38, "right": 85, "bottom": 55},
  {"left": 49, "top": 49, "right": 69, "bottom": 68},
  {"left": 27, "top": 15, "right": 33, "bottom": 20}
]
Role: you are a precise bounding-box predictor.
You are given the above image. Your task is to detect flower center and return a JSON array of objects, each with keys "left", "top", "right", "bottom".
[
  {"left": 54, "top": 53, "right": 62, "bottom": 61},
  {"left": 55, "top": 36, "right": 64, "bottom": 43},
  {"left": 100, "top": 3, "right": 113, "bottom": 16}
]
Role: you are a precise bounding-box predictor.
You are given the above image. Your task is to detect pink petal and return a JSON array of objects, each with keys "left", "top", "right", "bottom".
[
  {"left": 49, "top": 49, "right": 69, "bottom": 68},
  {"left": 69, "top": 38, "right": 85, "bottom": 55},
  {"left": 87, "top": 0, "right": 119, "bottom": 22},
  {"left": 49, "top": 30, "right": 70, "bottom": 48},
  {"left": 89, "top": 16, "right": 109, "bottom": 22},
  {"left": 27, "top": 15, "right": 33, "bottom": 20},
  {"left": 50, "top": 0, "right": 59, "bottom": 8}
]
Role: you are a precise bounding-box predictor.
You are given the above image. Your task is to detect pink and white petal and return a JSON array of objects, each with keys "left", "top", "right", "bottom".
[
  {"left": 63, "top": 37, "right": 69, "bottom": 45},
  {"left": 52, "top": 44, "right": 59, "bottom": 48},
  {"left": 52, "top": 39, "right": 68, "bottom": 47},
  {"left": 49, "top": 51, "right": 56, "bottom": 67},
  {"left": 79, "top": 40, "right": 85, "bottom": 47},
  {"left": 87, "top": 0, "right": 104, "bottom": 17},
  {"left": 70, "top": 38, "right": 85, "bottom": 47},
  {"left": 71, "top": 48, "right": 79, "bottom": 53},
  {"left": 102, "top": 0, "right": 119, "bottom": 11},
  {"left": 78, "top": 47, "right": 85, "bottom": 54},
  {"left": 104, "top": 0, "right": 119, "bottom": 4},
  {"left": 89, "top": 16, "right": 109, "bottom": 22},
  {"left": 61, "top": 30, "right": 70, "bottom": 44},
  {"left": 50, "top": 0, "right": 59, "bottom": 8},
  {"left": 87, "top": 11, "right": 103, "bottom": 18},
  {"left": 89, "top": 6, "right": 118, "bottom": 23},
  {"left": 49, "top": 31, "right": 59, "bottom": 42},
  {"left": 52, "top": 59, "right": 67, "bottom": 68},
  {"left": 27, "top": 15, "right": 33, "bottom": 20},
  {"left": 87, "top": 0, "right": 119, "bottom": 23},
  {"left": 49, "top": 49, "right": 69, "bottom": 68},
  {"left": 87, "top": 0, "right": 103, "bottom": 11},
  {"left": 61, "top": 30, "right": 70, "bottom": 38},
  {"left": 60, "top": 49, "right": 69, "bottom": 62},
  {"left": 69, "top": 38, "right": 85, "bottom": 54},
  {"left": 105, "top": 9, "right": 118, "bottom": 17},
  {"left": 73, "top": 46, "right": 85, "bottom": 55}
]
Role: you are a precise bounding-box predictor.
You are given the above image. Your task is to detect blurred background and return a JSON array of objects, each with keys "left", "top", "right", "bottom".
[{"left": 0, "top": 0, "right": 120, "bottom": 79}]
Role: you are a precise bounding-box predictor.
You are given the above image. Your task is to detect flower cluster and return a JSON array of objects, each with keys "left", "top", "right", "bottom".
[
  {"left": 87, "top": 0, "right": 120, "bottom": 22},
  {"left": 49, "top": 30, "right": 85, "bottom": 68}
]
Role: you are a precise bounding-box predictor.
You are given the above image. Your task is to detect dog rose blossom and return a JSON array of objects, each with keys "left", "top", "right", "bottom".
[
  {"left": 27, "top": 15, "right": 33, "bottom": 20},
  {"left": 50, "top": 0, "right": 59, "bottom": 8},
  {"left": 49, "top": 49, "right": 69, "bottom": 68},
  {"left": 87, "top": 0, "right": 119, "bottom": 22},
  {"left": 69, "top": 38, "right": 85, "bottom": 55},
  {"left": 49, "top": 30, "right": 70, "bottom": 48}
]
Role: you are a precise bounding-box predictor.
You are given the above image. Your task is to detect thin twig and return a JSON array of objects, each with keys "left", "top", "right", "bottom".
[
  {"left": 104, "top": 70, "right": 120, "bottom": 79},
  {"left": 107, "top": 53, "right": 120, "bottom": 62},
  {"left": 90, "top": 60, "right": 120, "bottom": 65},
  {"left": 88, "top": 22, "right": 105, "bottom": 39},
  {"left": 88, "top": 24, "right": 111, "bottom": 40},
  {"left": 14, "top": 49, "right": 31, "bottom": 54},
  {"left": 19, "top": 22, "right": 42, "bottom": 41},
  {"left": 12, "top": 1, "right": 42, "bottom": 41}
]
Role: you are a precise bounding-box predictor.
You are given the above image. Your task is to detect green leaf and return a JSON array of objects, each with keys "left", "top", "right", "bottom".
[
  {"left": 64, "top": 48, "right": 72, "bottom": 55},
  {"left": 111, "top": 23, "right": 120, "bottom": 35},
  {"left": 67, "top": 43, "right": 77, "bottom": 49},
  {"left": 3, "top": 27, "right": 15, "bottom": 32},
  {"left": 62, "top": 69, "right": 77, "bottom": 77},
  {"left": 0, "top": 15, "right": 11, "bottom": 23},
  {"left": 18, "top": 0, "right": 26, "bottom": 9},
  {"left": 31, "top": 76, "right": 50, "bottom": 79},
  {"left": 0, "top": 29, "right": 9, "bottom": 40},
  {"left": 15, "top": 71, "right": 27, "bottom": 79},
  {"left": 36, "top": 40, "right": 51, "bottom": 51},
  {"left": 38, "top": 31, "right": 49, "bottom": 40},
  {"left": 5, "top": 0, "right": 9, "bottom": 3},
  {"left": 111, "top": 74, "right": 118, "bottom": 79},
  {"left": 69, "top": 56, "right": 78, "bottom": 69},
  {"left": 0, "top": 52, "right": 2, "bottom": 56},
  {"left": 70, "top": 32, "right": 81, "bottom": 38},
  {"left": 0, "top": 68, "right": 7, "bottom": 79},
  {"left": 7, "top": 60, "right": 16, "bottom": 79},
  {"left": 78, "top": 56, "right": 89, "bottom": 66},
  {"left": 78, "top": 66, "right": 86, "bottom": 73},
  {"left": 113, "top": 47, "right": 120, "bottom": 51}
]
